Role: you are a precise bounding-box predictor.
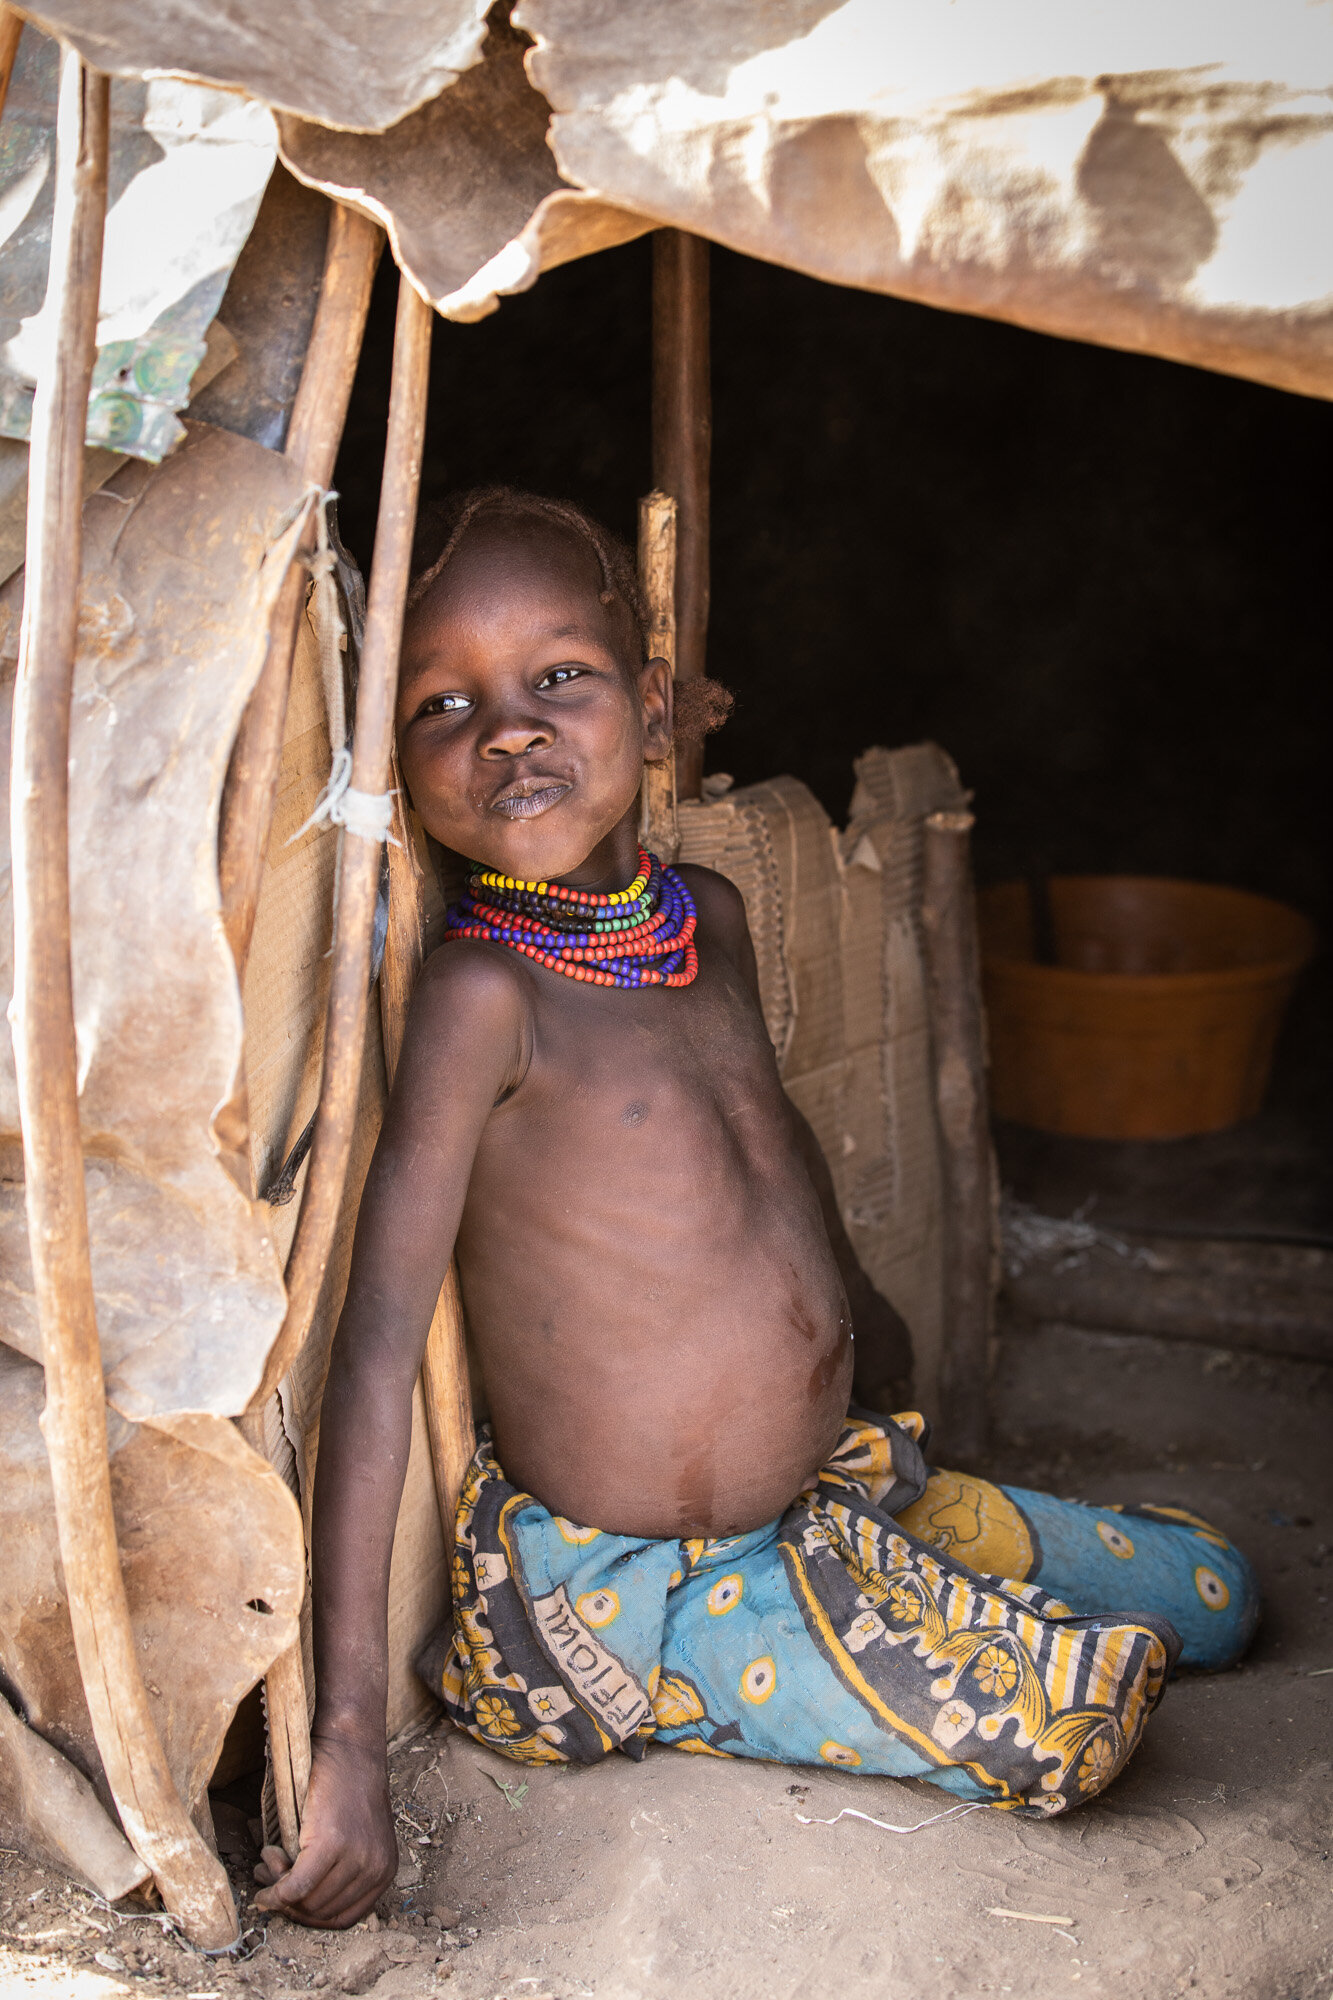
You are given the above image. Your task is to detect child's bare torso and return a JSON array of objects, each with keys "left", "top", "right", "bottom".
[
  {"left": 454, "top": 865, "right": 853, "bottom": 1538},
  {"left": 271, "top": 527, "right": 873, "bottom": 1931}
]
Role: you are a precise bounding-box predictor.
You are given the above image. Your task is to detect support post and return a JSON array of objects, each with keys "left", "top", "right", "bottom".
[
  {"left": 253, "top": 273, "right": 432, "bottom": 1410},
  {"left": 224, "top": 205, "right": 381, "bottom": 1863},
  {"left": 921, "top": 809, "right": 996, "bottom": 1461},
  {"left": 637, "top": 491, "right": 678, "bottom": 862},
  {"left": 379, "top": 793, "right": 475, "bottom": 1533},
  {"left": 219, "top": 205, "right": 382, "bottom": 973},
  {"left": 260, "top": 1640, "right": 312, "bottom": 1861},
  {"left": 10, "top": 47, "right": 236, "bottom": 1948},
  {"left": 651, "top": 230, "right": 710, "bottom": 802}
]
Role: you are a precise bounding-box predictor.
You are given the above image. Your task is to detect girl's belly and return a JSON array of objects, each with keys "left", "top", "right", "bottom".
[{"left": 462, "top": 1230, "right": 854, "bottom": 1539}]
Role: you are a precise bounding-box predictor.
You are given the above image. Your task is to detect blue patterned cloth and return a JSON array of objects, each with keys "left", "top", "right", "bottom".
[{"left": 422, "top": 1413, "right": 1257, "bottom": 1817}]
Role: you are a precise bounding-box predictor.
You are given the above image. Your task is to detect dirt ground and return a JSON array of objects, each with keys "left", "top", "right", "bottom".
[{"left": 2, "top": 1311, "right": 1330, "bottom": 2000}]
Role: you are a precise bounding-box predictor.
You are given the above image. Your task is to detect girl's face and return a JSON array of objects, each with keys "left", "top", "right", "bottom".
[{"left": 396, "top": 518, "right": 672, "bottom": 886}]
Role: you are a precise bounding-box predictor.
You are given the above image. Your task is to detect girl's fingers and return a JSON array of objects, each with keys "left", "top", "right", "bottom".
[
  {"left": 259, "top": 1841, "right": 386, "bottom": 1928},
  {"left": 253, "top": 1844, "right": 292, "bottom": 1888}
]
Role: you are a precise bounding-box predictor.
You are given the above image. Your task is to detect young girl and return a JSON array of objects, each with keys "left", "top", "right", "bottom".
[{"left": 256, "top": 488, "right": 1257, "bottom": 1929}]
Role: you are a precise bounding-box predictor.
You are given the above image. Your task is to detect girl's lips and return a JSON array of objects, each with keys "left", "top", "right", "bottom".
[{"left": 490, "top": 781, "right": 570, "bottom": 820}]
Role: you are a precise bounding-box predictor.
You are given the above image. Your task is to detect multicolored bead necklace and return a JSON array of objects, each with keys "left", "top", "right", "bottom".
[{"left": 442, "top": 846, "right": 698, "bottom": 988}]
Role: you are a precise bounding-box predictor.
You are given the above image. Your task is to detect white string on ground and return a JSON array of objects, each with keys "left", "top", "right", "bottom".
[{"left": 795, "top": 1801, "right": 990, "bottom": 1834}]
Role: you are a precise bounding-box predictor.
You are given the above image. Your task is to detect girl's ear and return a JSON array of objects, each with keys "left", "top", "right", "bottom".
[{"left": 639, "top": 655, "right": 674, "bottom": 764}]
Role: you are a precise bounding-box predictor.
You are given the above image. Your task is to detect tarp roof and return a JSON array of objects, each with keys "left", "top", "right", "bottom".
[{"left": 21, "top": 0, "right": 1333, "bottom": 398}]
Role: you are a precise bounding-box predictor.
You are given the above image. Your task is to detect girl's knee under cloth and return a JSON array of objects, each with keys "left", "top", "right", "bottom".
[{"left": 894, "top": 1468, "right": 1259, "bottom": 1673}]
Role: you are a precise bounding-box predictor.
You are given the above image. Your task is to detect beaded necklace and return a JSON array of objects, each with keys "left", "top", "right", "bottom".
[{"left": 442, "top": 845, "right": 698, "bottom": 988}]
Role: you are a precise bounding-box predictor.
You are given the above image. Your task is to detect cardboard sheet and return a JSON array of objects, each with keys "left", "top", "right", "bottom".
[{"left": 678, "top": 745, "right": 967, "bottom": 1416}]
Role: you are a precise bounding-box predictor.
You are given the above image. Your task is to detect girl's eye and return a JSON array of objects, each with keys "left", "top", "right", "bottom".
[
  {"left": 538, "top": 666, "right": 584, "bottom": 689},
  {"left": 420, "top": 692, "right": 471, "bottom": 717}
]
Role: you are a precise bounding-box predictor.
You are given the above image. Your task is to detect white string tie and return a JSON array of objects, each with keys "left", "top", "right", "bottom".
[
  {"left": 309, "top": 487, "right": 347, "bottom": 756},
  {"left": 289, "top": 745, "right": 400, "bottom": 847},
  {"left": 288, "top": 494, "right": 399, "bottom": 849}
]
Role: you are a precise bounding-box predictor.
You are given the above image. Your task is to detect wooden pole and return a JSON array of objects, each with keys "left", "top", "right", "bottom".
[
  {"left": 219, "top": 205, "right": 382, "bottom": 974},
  {"left": 637, "top": 491, "right": 678, "bottom": 863},
  {"left": 379, "top": 791, "right": 475, "bottom": 1532},
  {"left": 0, "top": 7, "right": 23, "bottom": 120},
  {"left": 10, "top": 48, "right": 236, "bottom": 1949},
  {"left": 221, "top": 206, "right": 380, "bottom": 1864},
  {"left": 260, "top": 1639, "right": 311, "bottom": 1860},
  {"left": 253, "top": 274, "right": 431, "bottom": 1411},
  {"left": 651, "top": 230, "right": 710, "bottom": 802},
  {"left": 283, "top": 208, "right": 383, "bottom": 486},
  {"left": 921, "top": 809, "right": 995, "bottom": 1462}
]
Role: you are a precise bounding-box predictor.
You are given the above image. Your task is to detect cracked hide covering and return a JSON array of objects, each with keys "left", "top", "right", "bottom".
[
  {"left": 0, "top": 424, "right": 314, "bottom": 1862},
  {"left": 19, "top": 0, "right": 491, "bottom": 136},
  {"left": 275, "top": 10, "right": 647, "bottom": 323},
  {"left": 17, "top": 2, "right": 1333, "bottom": 391},
  {"left": 514, "top": 0, "right": 1333, "bottom": 399}
]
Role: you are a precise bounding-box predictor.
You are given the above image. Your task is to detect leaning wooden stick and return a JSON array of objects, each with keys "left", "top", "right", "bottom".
[
  {"left": 219, "top": 204, "right": 382, "bottom": 972},
  {"left": 254, "top": 274, "right": 432, "bottom": 1410},
  {"left": 637, "top": 490, "right": 679, "bottom": 863},
  {"left": 261, "top": 1640, "right": 312, "bottom": 1862},
  {"left": 921, "top": 808, "right": 996, "bottom": 1461},
  {"left": 225, "top": 206, "right": 381, "bottom": 1862},
  {"left": 651, "top": 229, "right": 710, "bottom": 802},
  {"left": 379, "top": 792, "right": 475, "bottom": 1531},
  {"left": 10, "top": 49, "right": 236, "bottom": 1950}
]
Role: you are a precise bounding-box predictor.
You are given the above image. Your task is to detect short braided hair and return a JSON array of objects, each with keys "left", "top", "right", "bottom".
[
  {"left": 407, "top": 485, "right": 733, "bottom": 745},
  {"left": 408, "top": 485, "right": 649, "bottom": 654}
]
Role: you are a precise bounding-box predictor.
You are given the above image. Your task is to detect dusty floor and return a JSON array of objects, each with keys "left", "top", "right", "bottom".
[{"left": 2, "top": 1313, "right": 1331, "bottom": 2000}]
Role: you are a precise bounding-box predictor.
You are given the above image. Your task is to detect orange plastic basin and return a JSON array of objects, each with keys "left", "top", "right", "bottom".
[{"left": 979, "top": 876, "right": 1316, "bottom": 1140}]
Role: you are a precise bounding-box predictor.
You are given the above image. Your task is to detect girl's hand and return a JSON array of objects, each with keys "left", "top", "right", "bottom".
[{"left": 253, "top": 1735, "right": 398, "bottom": 1929}]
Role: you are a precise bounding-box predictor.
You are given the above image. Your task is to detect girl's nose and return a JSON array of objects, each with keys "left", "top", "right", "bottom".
[{"left": 478, "top": 708, "right": 554, "bottom": 759}]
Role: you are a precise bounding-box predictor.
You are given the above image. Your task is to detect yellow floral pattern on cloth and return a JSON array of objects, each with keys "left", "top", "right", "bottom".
[
  {"left": 740, "top": 1656, "right": 778, "bottom": 1704},
  {"left": 576, "top": 1589, "right": 620, "bottom": 1628},
  {"left": 782, "top": 1488, "right": 1173, "bottom": 1815},
  {"left": 895, "top": 1468, "right": 1035, "bottom": 1579},
  {"left": 707, "top": 1574, "right": 744, "bottom": 1616},
  {"left": 1195, "top": 1567, "right": 1231, "bottom": 1610},
  {"left": 651, "top": 1672, "right": 706, "bottom": 1729}
]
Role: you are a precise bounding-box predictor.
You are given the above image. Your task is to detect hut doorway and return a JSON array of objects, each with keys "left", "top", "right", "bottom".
[
  {"left": 333, "top": 235, "right": 1331, "bottom": 1261},
  {"left": 282, "top": 228, "right": 1333, "bottom": 1998}
]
